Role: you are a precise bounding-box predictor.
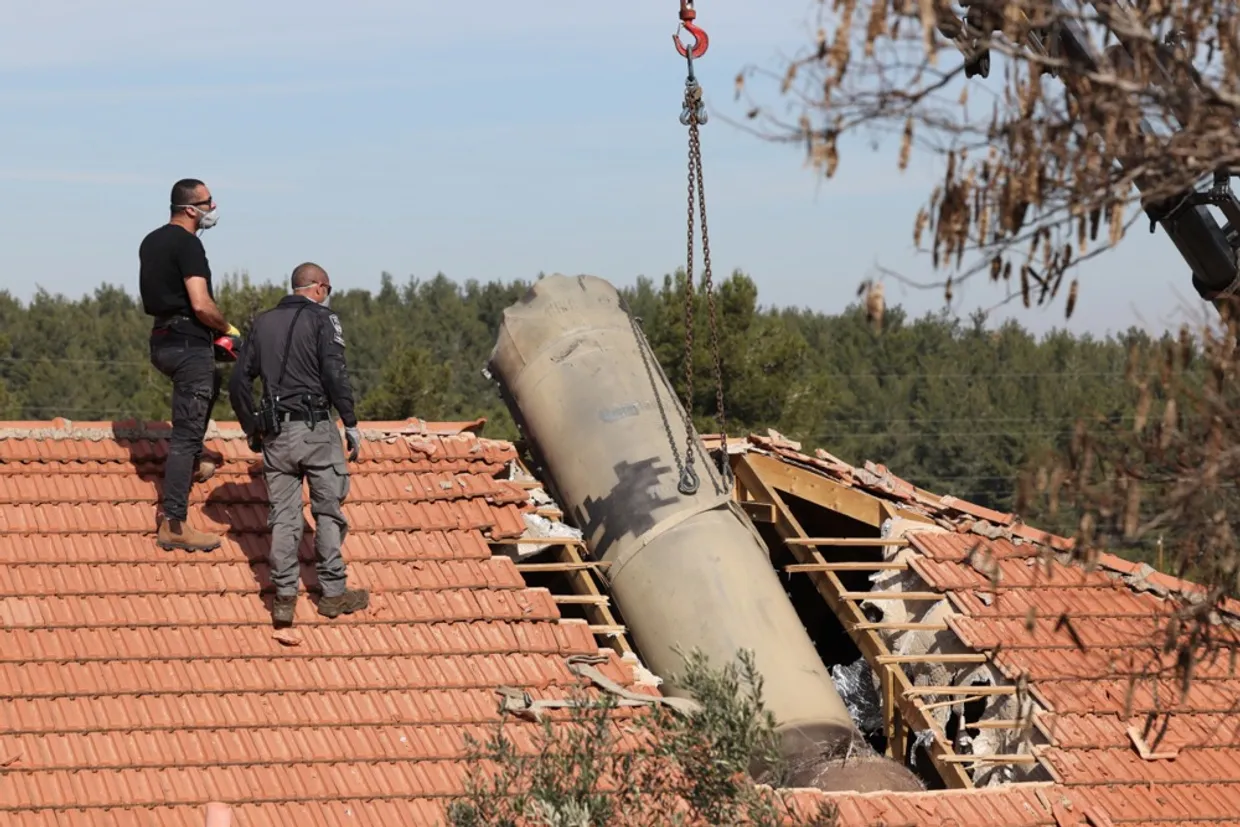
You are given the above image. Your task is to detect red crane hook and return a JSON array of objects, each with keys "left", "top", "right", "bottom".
[{"left": 673, "top": 0, "right": 709, "bottom": 59}]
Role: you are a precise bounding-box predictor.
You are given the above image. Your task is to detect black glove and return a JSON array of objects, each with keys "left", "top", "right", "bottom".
[
  {"left": 248, "top": 433, "right": 262, "bottom": 453},
  {"left": 345, "top": 426, "right": 361, "bottom": 462}
]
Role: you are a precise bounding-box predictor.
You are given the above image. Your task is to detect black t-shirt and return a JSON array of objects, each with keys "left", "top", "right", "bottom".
[{"left": 138, "top": 223, "right": 214, "bottom": 341}]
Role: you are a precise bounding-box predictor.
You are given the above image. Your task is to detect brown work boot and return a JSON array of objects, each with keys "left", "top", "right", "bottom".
[
  {"left": 193, "top": 458, "right": 217, "bottom": 484},
  {"left": 271, "top": 594, "right": 298, "bottom": 627},
  {"left": 157, "top": 518, "right": 221, "bottom": 552},
  {"left": 317, "top": 588, "right": 369, "bottom": 618}
]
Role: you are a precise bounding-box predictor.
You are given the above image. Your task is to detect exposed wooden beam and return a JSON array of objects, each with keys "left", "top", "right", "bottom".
[
  {"left": 584, "top": 624, "right": 627, "bottom": 635},
  {"left": 553, "top": 594, "right": 611, "bottom": 605},
  {"left": 938, "top": 754, "right": 1040, "bottom": 765},
  {"left": 733, "top": 454, "right": 975, "bottom": 790},
  {"left": 549, "top": 546, "right": 633, "bottom": 658},
  {"left": 877, "top": 654, "right": 990, "bottom": 665},
  {"left": 786, "top": 562, "right": 908, "bottom": 573},
  {"left": 739, "top": 500, "right": 776, "bottom": 523},
  {"left": 743, "top": 452, "right": 935, "bottom": 526},
  {"left": 839, "top": 591, "right": 944, "bottom": 601},
  {"left": 515, "top": 560, "right": 609, "bottom": 572},
  {"left": 904, "top": 686, "right": 1019, "bottom": 697},
  {"left": 968, "top": 720, "right": 1033, "bottom": 730},
  {"left": 786, "top": 537, "right": 915, "bottom": 547}
]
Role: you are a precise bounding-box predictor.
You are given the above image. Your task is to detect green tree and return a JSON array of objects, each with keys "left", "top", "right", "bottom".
[{"left": 359, "top": 346, "right": 453, "bottom": 421}]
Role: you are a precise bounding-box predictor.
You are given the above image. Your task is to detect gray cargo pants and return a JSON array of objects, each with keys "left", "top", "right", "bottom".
[{"left": 262, "top": 420, "right": 351, "bottom": 599}]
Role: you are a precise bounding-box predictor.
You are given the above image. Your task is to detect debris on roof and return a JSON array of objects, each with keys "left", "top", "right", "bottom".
[{"left": 710, "top": 430, "right": 1240, "bottom": 824}]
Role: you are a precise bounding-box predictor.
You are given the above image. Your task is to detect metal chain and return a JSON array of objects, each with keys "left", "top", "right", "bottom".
[
  {"left": 678, "top": 79, "right": 700, "bottom": 495},
  {"left": 628, "top": 309, "right": 691, "bottom": 490},
  {"left": 677, "top": 52, "right": 730, "bottom": 494},
  {"left": 692, "top": 108, "right": 731, "bottom": 489}
]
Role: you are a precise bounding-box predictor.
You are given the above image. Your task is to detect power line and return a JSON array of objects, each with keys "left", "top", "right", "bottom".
[
  {"left": 0, "top": 353, "right": 1149, "bottom": 380},
  {"left": 0, "top": 355, "right": 389, "bottom": 374}
]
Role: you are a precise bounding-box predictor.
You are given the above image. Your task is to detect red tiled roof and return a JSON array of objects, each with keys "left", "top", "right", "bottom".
[
  {"left": 9, "top": 417, "right": 1240, "bottom": 825},
  {"left": 722, "top": 431, "right": 1240, "bottom": 825},
  {"left": 0, "top": 418, "right": 650, "bottom": 825}
]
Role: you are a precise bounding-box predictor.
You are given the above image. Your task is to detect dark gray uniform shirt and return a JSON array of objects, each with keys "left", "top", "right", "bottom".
[{"left": 228, "top": 294, "right": 358, "bottom": 436}]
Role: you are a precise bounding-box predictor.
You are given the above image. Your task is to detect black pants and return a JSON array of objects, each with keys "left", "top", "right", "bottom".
[{"left": 150, "top": 332, "right": 221, "bottom": 522}]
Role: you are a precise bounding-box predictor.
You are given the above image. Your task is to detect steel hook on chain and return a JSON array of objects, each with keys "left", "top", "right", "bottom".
[
  {"left": 678, "top": 464, "right": 700, "bottom": 495},
  {"left": 673, "top": 1, "right": 709, "bottom": 60},
  {"left": 680, "top": 73, "right": 707, "bottom": 126},
  {"left": 674, "top": 21, "right": 709, "bottom": 59}
]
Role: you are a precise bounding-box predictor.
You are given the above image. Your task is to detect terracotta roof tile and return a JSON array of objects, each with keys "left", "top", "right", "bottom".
[
  {"left": 794, "top": 785, "right": 1058, "bottom": 827},
  {"left": 0, "top": 419, "right": 637, "bottom": 824}
]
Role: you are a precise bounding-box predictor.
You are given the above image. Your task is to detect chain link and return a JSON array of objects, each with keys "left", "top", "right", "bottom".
[
  {"left": 628, "top": 309, "right": 691, "bottom": 490},
  {"left": 676, "top": 53, "right": 730, "bottom": 495},
  {"left": 679, "top": 78, "right": 700, "bottom": 495},
  {"left": 693, "top": 108, "right": 731, "bottom": 490}
]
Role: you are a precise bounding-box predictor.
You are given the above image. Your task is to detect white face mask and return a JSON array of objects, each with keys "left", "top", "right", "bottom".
[
  {"left": 173, "top": 203, "right": 219, "bottom": 232},
  {"left": 195, "top": 205, "right": 219, "bottom": 230}
]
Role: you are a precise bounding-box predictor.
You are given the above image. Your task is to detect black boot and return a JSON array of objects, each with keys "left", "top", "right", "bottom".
[
  {"left": 272, "top": 594, "right": 298, "bottom": 627},
  {"left": 317, "top": 588, "right": 369, "bottom": 618}
]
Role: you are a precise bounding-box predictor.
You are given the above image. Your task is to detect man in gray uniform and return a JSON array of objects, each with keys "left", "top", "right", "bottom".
[{"left": 228, "top": 262, "right": 369, "bottom": 627}]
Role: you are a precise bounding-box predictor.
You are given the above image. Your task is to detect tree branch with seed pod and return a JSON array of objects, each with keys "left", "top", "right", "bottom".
[{"left": 727, "top": 0, "right": 1240, "bottom": 317}]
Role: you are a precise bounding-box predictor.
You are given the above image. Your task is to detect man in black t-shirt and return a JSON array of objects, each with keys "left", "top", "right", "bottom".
[{"left": 139, "top": 178, "right": 238, "bottom": 552}]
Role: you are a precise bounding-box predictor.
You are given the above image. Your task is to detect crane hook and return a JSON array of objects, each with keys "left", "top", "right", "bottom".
[{"left": 673, "top": 1, "right": 709, "bottom": 59}]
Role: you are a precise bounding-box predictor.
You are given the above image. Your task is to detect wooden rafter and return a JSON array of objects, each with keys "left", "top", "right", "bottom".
[
  {"left": 741, "top": 452, "right": 935, "bottom": 527},
  {"left": 732, "top": 452, "right": 976, "bottom": 789},
  {"left": 552, "top": 543, "right": 634, "bottom": 657},
  {"left": 505, "top": 458, "right": 635, "bottom": 658}
]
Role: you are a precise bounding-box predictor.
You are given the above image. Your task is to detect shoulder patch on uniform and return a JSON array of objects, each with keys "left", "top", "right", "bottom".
[{"left": 328, "top": 313, "right": 345, "bottom": 347}]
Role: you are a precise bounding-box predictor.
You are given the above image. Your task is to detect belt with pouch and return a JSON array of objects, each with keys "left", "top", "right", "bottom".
[
  {"left": 152, "top": 315, "right": 211, "bottom": 345},
  {"left": 277, "top": 408, "right": 332, "bottom": 423}
]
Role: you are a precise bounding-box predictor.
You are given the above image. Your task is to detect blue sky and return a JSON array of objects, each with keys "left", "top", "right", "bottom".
[{"left": 0, "top": 0, "right": 1210, "bottom": 337}]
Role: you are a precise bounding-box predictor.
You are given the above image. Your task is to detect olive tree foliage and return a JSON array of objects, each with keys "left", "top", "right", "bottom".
[
  {"left": 733, "top": 0, "right": 1240, "bottom": 318},
  {"left": 446, "top": 649, "right": 839, "bottom": 827}
]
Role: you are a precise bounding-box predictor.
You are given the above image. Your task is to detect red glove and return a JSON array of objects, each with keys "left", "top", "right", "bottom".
[{"left": 214, "top": 325, "right": 242, "bottom": 362}]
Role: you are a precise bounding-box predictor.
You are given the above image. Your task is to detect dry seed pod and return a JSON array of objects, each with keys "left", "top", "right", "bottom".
[
  {"left": 827, "top": 140, "right": 840, "bottom": 179},
  {"left": 899, "top": 116, "right": 914, "bottom": 171},
  {"left": 781, "top": 62, "right": 798, "bottom": 95},
  {"left": 917, "top": 0, "right": 937, "bottom": 60},
  {"left": 864, "top": 0, "right": 888, "bottom": 56}
]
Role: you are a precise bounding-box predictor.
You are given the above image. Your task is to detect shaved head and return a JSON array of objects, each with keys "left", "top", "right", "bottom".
[{"left": 291, "top": 262, "right": 328, "bottom": 289}]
